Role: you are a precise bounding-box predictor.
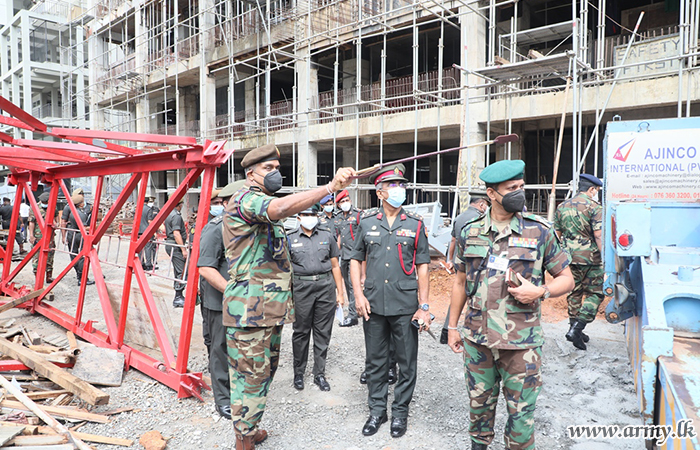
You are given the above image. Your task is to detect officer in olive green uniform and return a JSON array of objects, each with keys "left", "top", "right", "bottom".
[
  {"left": 222, "top": 144, "right": 354, "bottom": 450},
  {"left": 29, "top": 192, "right": 56, "bottom": 283},
  {"left": 164, "top": 199, "right": 187, "bottom": 307},
  {"left": 447, "top": 160, "right": 574, "bottom": 450},
  {"left": 288, "top": 204, "right": 344, "bottom": 392},
  {"left": 197, "top": 182, "right": 245, "bottom": 420},
  {"left": 60, "top": 189, "right": 94, "bottom": 286},
  {"left": 334, "top": 189, "right": 362, "bottom": 327},
  {"left": 350, "top": 164, "right": 432, "bottom": 439},
  {"left": 553, "top": 173, "right": 604, "bottom": 350}
]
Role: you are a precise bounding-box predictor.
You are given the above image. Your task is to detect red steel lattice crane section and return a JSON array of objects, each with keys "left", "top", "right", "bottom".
[{"left": 0, "top": 95, "right": 233, "bottom": 399}]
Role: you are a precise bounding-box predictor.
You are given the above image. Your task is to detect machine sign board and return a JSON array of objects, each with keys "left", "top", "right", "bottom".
[{"left": 606, "top": 129, "right": 700, "bottom": 202}]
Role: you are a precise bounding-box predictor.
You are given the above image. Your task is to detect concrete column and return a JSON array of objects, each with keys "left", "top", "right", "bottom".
[
  {"left": 296, "top": 141, "right": 318, "bottom": 188},
  {"left": 342, "top": 58, "right": 369, "bottom": 115},
  {"left": 295, "top": 47, "right": 320, "bottom": 187},
  {"left": 457, "top": 6, "right": 487, "bottom": 211},
  {"left": 134, "top": 6, "right": 151, "bottom": 133},
  {"left": 75, "top": 26, "right": 86, "bottom": 126},
  {"left": 244, "top": 77, "right": 255, "bottom": 125},
  {"left": 135, "top": 97, "right": 151, "bottom": 133},
  {"left": 20, "top": 12, "right": 32, "bottom": 139},
  {"left": 199, "top": 0, "right": 216, "bottom": 138}
]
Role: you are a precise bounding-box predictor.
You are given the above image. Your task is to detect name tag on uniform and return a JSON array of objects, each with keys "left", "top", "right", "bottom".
[
  {"left": 291, "top": 243, "right": 303, "bottom": 248},
  {"left": 367, "top": 231, "right": 381, "bottom": 236},
  {"left": 465, "top": 238, "right": 488, "bottom": 246},
  {"left": 320, "top": 241, "right": 328, "bottom": 245},
  {"left": 396, "top": 229, "right": 416, "bottom": 238},
  {"left": 487, "top": 255, "right": 509, "bottom": 272},
  {"left": 508, "top": 237, "right": 538, "bottom": 249}
]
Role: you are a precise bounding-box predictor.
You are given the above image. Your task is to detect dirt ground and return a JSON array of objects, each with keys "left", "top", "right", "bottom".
[{"left": 0, "top": 250, "right": 644, "bottom": 450}]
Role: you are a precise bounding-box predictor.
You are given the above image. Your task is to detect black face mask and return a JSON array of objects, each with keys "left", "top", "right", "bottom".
[
  {"left": 496, "top": 189, "right": 526, "bottom": 213},
  {"left": 255, "top": 169, "right": 283, "bottom": 193}
]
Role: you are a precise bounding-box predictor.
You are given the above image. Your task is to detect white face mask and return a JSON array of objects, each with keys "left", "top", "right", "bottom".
[
  {"left": 147, "top": 202, "right": 154, "bottom": 208},
  {"left": 299, "top": 216, "right": 318, "bottom": 230},
  {"left": 340, "top": 202, "right": 351, "bottom": 212}
]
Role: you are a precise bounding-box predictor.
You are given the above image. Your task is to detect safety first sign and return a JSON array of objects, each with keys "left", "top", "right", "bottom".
[{"left": 606, "top": 129, "right": 700, "bottom": 201}]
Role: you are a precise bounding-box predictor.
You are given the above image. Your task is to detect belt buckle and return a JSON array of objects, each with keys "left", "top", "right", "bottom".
[{"left": 312, "top": 274, "right": 319, "bottom": 281}]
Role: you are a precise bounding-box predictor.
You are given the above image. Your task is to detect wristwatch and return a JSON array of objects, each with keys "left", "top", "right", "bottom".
[
  {"left": 420, "top": 303, "right": 430, "bottom": 311},
  {"left": 541, "top": 285, "right": 551, "bottom": 300}
]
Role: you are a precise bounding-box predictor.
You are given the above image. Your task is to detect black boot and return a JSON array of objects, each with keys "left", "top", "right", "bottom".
[
  {"left": 565, "top": 319, "right": 588, "bottom": 350},
  {"left": 471, "top": 440, "right": 488, "bottom": 450},
  {"left": 173, "top": 290, "right": 186, "bottom": 308},
  {"left": 568, "top": 318, "right": 590, "bottom": 343}
]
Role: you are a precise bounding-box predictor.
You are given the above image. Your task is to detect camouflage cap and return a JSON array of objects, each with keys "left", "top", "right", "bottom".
[
  {"left": 240, "top": 144, "right": 280, "bottom": 169},
  {"left": 370, "top": 163, "right": 408, "bottom": 185},
  {"left": 38, "top": 192, "right": 50, "bottom": 203},
  {"left": 479, "top": 160, "right": 525, "bottom": 184},
  {"left": 218, "top": 179, "right": 247, "bottom": 198}
]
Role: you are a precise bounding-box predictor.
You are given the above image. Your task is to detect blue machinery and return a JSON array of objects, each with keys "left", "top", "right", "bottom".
[{"left": 604, "top": 118, "right": 700, "bottom": 449}]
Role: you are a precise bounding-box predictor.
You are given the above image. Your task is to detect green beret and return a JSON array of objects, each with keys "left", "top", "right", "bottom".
[
  {"left": 240, "top": 144, "right": 280, "bottom": 169},
  {"left": 370, "top": 163, "right": 408, "bottom": 185},
  {"left": 479, "top": 160, "right": 525, "bottom": 185},
  {"left": 38, "top": 192, "right": 50, "bottom": 202},
  {"left": 218, "top": 180, "right": 247, "bottom": 198}
]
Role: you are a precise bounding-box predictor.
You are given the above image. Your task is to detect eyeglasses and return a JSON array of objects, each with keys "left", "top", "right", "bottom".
[{"left": 386, "top": 182, "right": 407, "bottom": 189}]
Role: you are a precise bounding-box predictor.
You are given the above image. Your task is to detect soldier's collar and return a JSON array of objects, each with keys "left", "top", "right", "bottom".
[{"left": 481, "top": 211, "right": 523, "bottom": 235}]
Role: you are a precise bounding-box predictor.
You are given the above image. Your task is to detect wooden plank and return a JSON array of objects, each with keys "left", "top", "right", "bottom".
[
  {"left": 26, "top": 346, "right": 60, "bottom": 354},
  {"left": 9, "top": 434, "right": 68, "bottom": 446},
  {"left": 0, "top": 338, "right": 109, "bottom": 406},
  {"left": 71, "top": 346, "right": 124, "bottom": 387},
  {"left": 8, "top": 390, "right": 69, "bottom": 401},
  {"left": 0, "top": 401, "right": 109, "bottom": 424},
  {"left": 0, "top": 291, "right": 45, "bottom": 316},
  {"left": 0, "top": 445, "right": 73, "bottom": 450},
  {"left": 106, "top": 282, "right": 177, "bottom": 352},
  {"left": 0, "top": 427, "right": 23, "bottom": 446},
  {"left": 0, "top": 375, "right": 91, "bottom": 450},
  {"left": 35, "top": 426, "right": 132, "bottom": 446},
  {"left": 64, "top": 333, "right": 77, "bottom": 353}
]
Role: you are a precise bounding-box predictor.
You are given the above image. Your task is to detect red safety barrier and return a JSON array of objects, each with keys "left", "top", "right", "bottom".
[{"left": 0, "top": 95, "right": 233, "bottom": 399}]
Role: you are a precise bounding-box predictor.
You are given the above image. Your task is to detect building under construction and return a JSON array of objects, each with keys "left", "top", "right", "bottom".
[{"left": 2, "top": 0, "right": 700, "bottom": 215}]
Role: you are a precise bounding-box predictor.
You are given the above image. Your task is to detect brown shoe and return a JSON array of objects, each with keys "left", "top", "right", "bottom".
[
  {"left": 235, "top": 434, "right": 255, "bottom": 450},
  {"left": 253, "top": 429, "right": 268, "bottom": 444}
]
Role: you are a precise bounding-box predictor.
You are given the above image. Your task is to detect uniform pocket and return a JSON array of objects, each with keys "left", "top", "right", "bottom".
[{"left": 397, "top": 279, "right": 418, "bottom": 291}]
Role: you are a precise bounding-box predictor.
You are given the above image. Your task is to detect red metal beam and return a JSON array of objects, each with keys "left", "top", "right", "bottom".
[
  {"left": 0, "top": 148, "right": 88, "bottom": 163},
  {"left": 0, "top": 96, "right": 47, "bottom": 132},
  {"left": 48, "top": 128, "right": 198, "bottom": 146},
  {"left": 0, "top": 97, "right": 231, "bottom": 400}
]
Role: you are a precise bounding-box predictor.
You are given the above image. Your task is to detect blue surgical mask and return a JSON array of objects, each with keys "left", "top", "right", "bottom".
[
  {"left": 210, "top": 205, "right": 224, "bottom": 216},
  {"left": 385, "top": 187, "right": 406, "bottom": 208},
  {"left": 41, "top": 203, "right": 48, "bottom": 209},
  {"left": 323, "top": 205, "right": 334, "bottom": 213}
]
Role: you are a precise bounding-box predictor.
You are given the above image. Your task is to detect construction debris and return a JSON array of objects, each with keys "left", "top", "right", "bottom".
[
  {"left": 71, "top": 346, "right": 124, "bottom": 388},
  {"left": 139, "top": 430, "right": 168, "bottom": 450}
]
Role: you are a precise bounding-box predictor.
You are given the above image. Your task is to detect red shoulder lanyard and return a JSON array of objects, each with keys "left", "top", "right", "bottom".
[
  {"left": 398, "top": 221, "right": 422, "bottom": 275},
  {"left": 349, "top": 211, "right": 360, "bottom": 241}
]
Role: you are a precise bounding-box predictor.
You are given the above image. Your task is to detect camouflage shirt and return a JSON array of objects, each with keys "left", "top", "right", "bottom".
[
  {"left": 553, "top": 192, "right": 602, "bottom": 265},
  {"left": 221, "top": 186, "right": 294, "bottom": 328},
  {"left": 455, "top": 210, "right": 570, "bottom": 349}
]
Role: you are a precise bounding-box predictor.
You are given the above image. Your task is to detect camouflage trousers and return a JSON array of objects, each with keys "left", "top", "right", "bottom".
[
  {"left": 568, "top": 264, "right": 604, "bottom": 323},
  {"left": 31, "top": 244, "right": 54, "bottom": 275},
  {"left": 463, "top": 339, "right": 542, "bottom": 450},
  {"left": 226, "top": 325, "right": 282, "bottom": 436}
]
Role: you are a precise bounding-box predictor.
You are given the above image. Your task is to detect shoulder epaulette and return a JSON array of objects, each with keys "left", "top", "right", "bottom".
[
  {"left": 360, "top": 208, "right": 380, "bottom": 220},
  {"left": 211, "top": 215, "right": 224, "bottom": 224},
  {"left": 465, "top": 212, "right": 486, "bottom": 225},
  {"left": 522, "top": 212, "right": 552, "bottom": 228},
  {"left": 404, "top": 210, "right": 422, "bottom": 221}
]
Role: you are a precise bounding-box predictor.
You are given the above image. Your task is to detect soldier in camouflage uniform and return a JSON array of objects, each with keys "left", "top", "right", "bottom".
[
  {"left": 447, "top": 160, "right": 574, "bottom": 450},
  {"left": 28, "top": 192, "right": 56, "bottom": 283},
  {"left": 553, "top": 173, "right": 604, "bottom": 350},
  {"left": 222, "top": 144, "right": 354, "bottom": 450}
]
